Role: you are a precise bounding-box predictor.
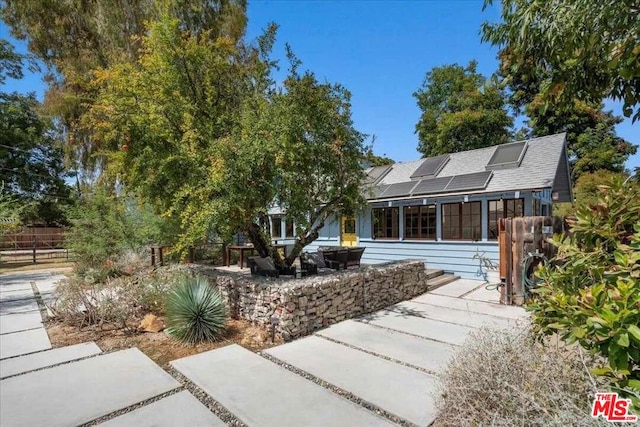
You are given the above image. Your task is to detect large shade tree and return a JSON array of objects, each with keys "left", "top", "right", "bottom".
[
  {"left": 0, "top": 40, "right": 72, "bottom": 225},
  {"left": 414, "top": 61, "right": 513, "bottom": 157},
  {"left": 482, "top": 0, "right": 640, "bottom": 121},
  {"left": 85, "top": 18, "right": 367, "bottom": 267}
]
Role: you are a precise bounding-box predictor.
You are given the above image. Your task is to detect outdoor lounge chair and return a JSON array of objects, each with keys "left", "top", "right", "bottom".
[
  {"left": 247, "top": 256, "right": 279, "bottom": 278},
  {"left": 346, "top": 247, "right": 365, "bottom": 268}
]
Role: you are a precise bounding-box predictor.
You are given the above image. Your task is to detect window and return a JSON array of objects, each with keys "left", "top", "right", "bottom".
[
  {"left": 532, "top": 199, "right": 540, "bottom": 216},
  {"left": 442, "top": 202, "right": 481, "bottom": 240},
  {"left": 488, "top": 198, "right": 524, "bottom": 240},
  {"left": 372, "top": 207, "right": 399, "bottom": 239},
  {"left": 271, "top": 217, "right": 282, "bottom": 239},
  {"left": 404, "top": 205, "right": 436, "bottom": 240},
  {"left": 285, "top": 220, "right": 295, "bottom": 238}
]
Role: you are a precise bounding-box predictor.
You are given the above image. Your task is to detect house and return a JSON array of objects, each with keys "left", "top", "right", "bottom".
[{"left": 269, "top": 132, "right": 572, "bottom": 279}]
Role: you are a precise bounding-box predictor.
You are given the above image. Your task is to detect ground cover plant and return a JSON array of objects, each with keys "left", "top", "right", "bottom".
[{"left": 435, "top": 326, "right": 609, "bottom": 426}]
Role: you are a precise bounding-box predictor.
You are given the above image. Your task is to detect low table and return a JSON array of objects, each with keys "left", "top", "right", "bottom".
[{"left": 226, "top": 245, "right": 256, "bottom": 269}]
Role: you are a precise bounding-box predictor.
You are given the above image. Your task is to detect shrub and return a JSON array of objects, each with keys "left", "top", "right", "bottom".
[
  {"left": 66, "top": 186, "right": 178, "bottom": 278},
  {"left": 49, "top": 272, "right": 173, "bottom": 330},
  {"left": 528, "top": 178, "right": 640, "bottom": 411},
  {"left": 165, "top": 275, "right": 227, "bottom": 344},
  {"left": 434, "top": 326, "right": 608, "bottom": 426}
]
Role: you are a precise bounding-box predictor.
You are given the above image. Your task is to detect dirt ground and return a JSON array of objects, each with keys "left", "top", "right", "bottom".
[{"left": 46, "top": 317, "right": 283, "bottom": 367}]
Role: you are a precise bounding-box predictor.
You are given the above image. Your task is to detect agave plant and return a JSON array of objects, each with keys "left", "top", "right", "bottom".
[{"left": 165, "top": 275, "right": 227, "bottom": 344}]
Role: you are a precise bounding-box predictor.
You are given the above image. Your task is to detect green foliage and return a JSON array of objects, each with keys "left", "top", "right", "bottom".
[
  {"left": 165, "top": 275, "right": 227, "bottom": 344},
  {"left": 528, "top": 178, "right": 640, "bottom": 410},
  {"left": 413, "top": 60, "right": 513, "bottom": 157},
  {"left": 363, "top": 146, "right": 394, "bottom": 166},
  {"left": 85, "top": 17, "right": 367, "bottom": 266},
  {"left": 66, "top": 187, "right": 176, "bottom": 271},
  {"left": 482, "top": 0, "right": 640, "bottom": 121},
  {"left": 0, "top": 41, "right": 73, "bottom": 225}
]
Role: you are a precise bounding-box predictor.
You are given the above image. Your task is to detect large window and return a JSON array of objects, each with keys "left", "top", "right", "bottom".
[
  {"left": 372, "top": 207, "right": 399, "bottom": 239},
  {"left": 442, "top": 202, "right": 481, "bottom": 240},
  {"left": 404, "top": 205, "right": 436, "bottom": 240},
  {"left": 271, "top": 217, "right": 282, "bottom": 239},
  {"left": 488, "top": 198, "right": 524, "bottom": 240}
]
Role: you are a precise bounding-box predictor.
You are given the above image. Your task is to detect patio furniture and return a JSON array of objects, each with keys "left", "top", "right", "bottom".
[
  {"left": 318, "top": 246, "right": 366, "bottom": 270},
  {"left": 346, "top": 247, "right": 365, "bottom": 268},
  {"left": 247, "top": 256, "right": 279, "bottom": 278},
  {"left": 300, "top": 252, "right": 334, "bottom": 275},
  {"left": 226, "top": 244, "right": 256, "bottom": 269}
]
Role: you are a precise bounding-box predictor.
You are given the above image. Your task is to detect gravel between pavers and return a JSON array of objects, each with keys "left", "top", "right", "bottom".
[
  {"left": 79, "top": 388, "right": 184, "bottom": 426},
  {"left": 259, "top": 352, "right": 417, "bottom": 427},
  {"left": 316, "top": 334, "right": 439, "bottom": 376},
  {"left": 356, "top": 319, "right": 462, "bottom": 347},
  {"left": 30, "top": 281, "right": 49, "bottom": 321},
  {"left": 166, "top": 366, "right": 248, "bottom": 427}
]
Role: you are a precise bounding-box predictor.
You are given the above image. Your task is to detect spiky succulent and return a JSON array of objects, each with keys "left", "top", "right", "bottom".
[{"left": 165, "top": 275, "right": 227, "bottom": 344}]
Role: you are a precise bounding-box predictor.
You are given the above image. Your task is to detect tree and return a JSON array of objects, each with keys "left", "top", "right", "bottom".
[
  {"left": 414, "top": 61, "right": 513, "bottom": 157},
  {"left": 527, "top": 100, "right": 636, "bottom": 181},
  {"left": 1, "top": 0, "right": 248, "bottom": 177},
  {"left": 363, "top": 146, "right": 394, "bottom": 166},
  {"left": 482, "top": 0, "right": 640, "bottom": 121},
  {"left": 493, "top": 47, "right": 637, "bottom": 182},
  {"left": 84, "top": 17, "right": 367, "bottom": 268},
  {"left": 0, "top": 40, "right": 72, "bottom": 225}
]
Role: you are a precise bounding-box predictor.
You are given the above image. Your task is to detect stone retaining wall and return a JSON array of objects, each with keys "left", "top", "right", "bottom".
[{"left": 191, "top": 260, "right": 427, "bottom": 341}]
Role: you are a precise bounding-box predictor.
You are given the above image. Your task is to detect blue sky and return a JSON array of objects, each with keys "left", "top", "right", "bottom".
[{"left": 2, "top": 0, "right": 638, "bottom": 169}]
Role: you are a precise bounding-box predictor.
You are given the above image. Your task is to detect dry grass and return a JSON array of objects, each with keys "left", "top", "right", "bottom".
[
  {"left": 46, "top": 318, "right": 282, "bottom": 367},
  {"left": 433, "top": 325, "right": 611, "bottom": 427}
]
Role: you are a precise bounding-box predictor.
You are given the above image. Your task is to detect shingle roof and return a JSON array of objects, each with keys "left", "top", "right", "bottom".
[{"left": 368, "top": 133, "right": 571, "bottom": 201}]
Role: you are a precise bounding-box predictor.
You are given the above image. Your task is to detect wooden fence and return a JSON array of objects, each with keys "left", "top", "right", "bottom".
[
  {"left": 1, "top": 227, "right": 66, "bottom": 250},
  {"left": 499, "top": 216, "right": 566, "bottom": 305}
]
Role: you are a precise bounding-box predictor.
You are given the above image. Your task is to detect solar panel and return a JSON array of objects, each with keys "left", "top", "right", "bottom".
[
  {"left": 365, "top": 165, "right": 393, "bottom": 184},
  {"left": 410, "top": 155, "right": 450, "bottom": 179},
  {"left": 368, "top": 184, "right": 390, "bottom": 199},
  {"left": 411, "top": 176, "right": 453, "bottom": 195},
  {"left": 486, "top": 142, "right": 527, "bottom": 170},
  {"left": 444, "top": 171, "right": 493, "bottom": 192},
  {"left": 378, "top": 181, "right": 419, "bottom": 198}
]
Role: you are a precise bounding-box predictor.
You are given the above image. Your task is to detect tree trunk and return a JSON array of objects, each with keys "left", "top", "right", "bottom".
[
  {"left": 284, "top": 220, "right": 324, "bottom": 266},
  {"left": 244, "top": 222, "right": 286, "bottom": 269}
]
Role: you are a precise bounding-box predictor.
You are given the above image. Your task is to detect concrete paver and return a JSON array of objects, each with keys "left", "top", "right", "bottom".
[
  {"left": 0, "top": 342, "right": 101, "bottom": 379},
  {"left": 0, "top": 282, "right": 33, "bottom": 293},
  {"left": 0, "top": 311, "right": 43, "bottom": 335},
  {"left": 0, "top": 328, "right": 51, "bottom": 359},
  {"left": 412, "top": 293, "right": 529, "bottom": 320},
  {"left": 360, "top": 309, "right": 475, "bottom": 345},
  {"left": 429, "top": 278, "right": 485, "bottom": 297},
  {"left": 266, "top": 336, "right": 438, "bottom": 426},
  {"left": 462, "top": 284, "right": 501, "bottom": 303},
  {"left": 0, "top": 288, "right": 35, "bottom": 303},
  {"left": 99, "top": 391, "right": 226, "bottom": 427},
  {"left": 0, "top": 348, "right": 180, "bottom": 427},
  {"left": 171, "top": 344, "right": 394, "bottom": 427},
  {"left": 316, "top": 320, "right": 455, "bottom": 373},
  {"left": 390, "top": 301, "right": 516, "bottom": 329},
  {"left": 0, "top": 297, "right": 39, "bottom": 315}
]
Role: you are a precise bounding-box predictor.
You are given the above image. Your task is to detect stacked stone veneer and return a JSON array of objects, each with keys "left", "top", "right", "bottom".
[{"left": 191, "top": 260, "right": 428, "bottom": 341}]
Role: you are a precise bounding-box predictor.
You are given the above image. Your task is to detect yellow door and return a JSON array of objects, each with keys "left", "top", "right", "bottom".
[{"left": 341, "top": 216, "right": 357, "bottom": 247}]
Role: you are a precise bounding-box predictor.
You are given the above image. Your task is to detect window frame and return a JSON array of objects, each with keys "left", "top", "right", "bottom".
[
  {"left": 271, "top": 216, "right": 282, "bottom": 239},
  {"left": 403, "top": 205, "right": 436, "bottom": 240},
  {"left": 441, "top": 201, "right": 482, "bottom": 241},
  {"left": 372, "top": 207, "right": 399, "bottom": 239},
  {"left": 487, "top": 198, "right": 524, "bottom": 240}
]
